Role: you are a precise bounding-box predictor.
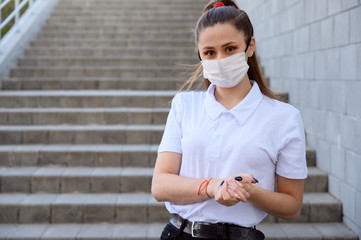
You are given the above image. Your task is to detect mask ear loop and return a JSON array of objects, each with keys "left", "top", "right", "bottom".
[{"left": 244, "top": 37, "right": 252, "bottom": 53}]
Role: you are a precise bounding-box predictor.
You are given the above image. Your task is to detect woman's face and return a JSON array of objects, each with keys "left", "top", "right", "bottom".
[{"left": 198, "top": 22, "right": 249, "bottom": 61}]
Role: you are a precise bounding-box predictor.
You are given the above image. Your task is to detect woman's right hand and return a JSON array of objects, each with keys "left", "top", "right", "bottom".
[
  {"left": 214, "top": 180, "right": 240, "bottom": 206},
  {"left": 213, "top": 174, "right": 256, "bottom": 206}
]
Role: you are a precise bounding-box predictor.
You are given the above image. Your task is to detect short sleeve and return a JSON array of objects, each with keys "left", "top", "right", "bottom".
[
  {"left": 276, "top": 112, "right": 308, "bottom": 179},
  {"left": 158, "top": 94, "right": 183, "bottom": 154}
]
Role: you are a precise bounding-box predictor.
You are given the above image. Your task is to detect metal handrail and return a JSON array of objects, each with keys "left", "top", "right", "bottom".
[{"left": 0, "top": 0, "right": 35, "bottom": 41}]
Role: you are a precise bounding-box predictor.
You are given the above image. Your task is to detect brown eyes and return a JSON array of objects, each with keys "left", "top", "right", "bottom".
[
  {"left": 226, "top": 47, "right": 236, "bottom": 52},
  {"left": 203, "top": 47, "right": 237, "bottom": 58},
  {"left": 204, "top": 51, "right": 215, "bottom": 56}
]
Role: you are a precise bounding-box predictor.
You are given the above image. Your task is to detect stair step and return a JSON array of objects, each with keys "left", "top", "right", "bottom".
[
  {"left": 0, "top": 166, "right": 326, "bottom": 193},
  {"left": 0, "top": 90, "right": 175, "bottom": 108},
  {"left": 39, "top": 29, "right": 195, "bottom": 34},
  {"left": 55, "top": 0, "right": 204, "bottom": 3},
  {"left": 50, "top": 11, "right": 201, "bottom": 18},
  {"left": 39, "top": 28, "right": 193, "bottom": 35},
  {"left": 2, "top": 77, "right": 181, "bottom": 90},
  {"left": 305, "top": 167, "right": 328, "bottom": 192},
  {"left": 56, "top": 0, "right": 205, "bottom": 4},
  {"left": 10, "top": 66, "right": 188, "bottom": 78},
  {"left": 304, "top": 167, "right": 328, "bottom": 192},
  {"left": 30, "top": 38, "right": 194, "bottom": 47},
  {"left": 53, "top": 6, "right": 202, "bottom": 11},
  {"left": 0, "top": 193, "right": 167, "bottom": 223},
  {"left": 0, "top": 193, "right": 342, "bottom": 224},
  {"left": 306, "top": 146, "right": 316, "bottom": 166},
  {"left": 17, "top": 56, "right": 197, "bottom": 67},
  {"left": 0, "top": 90, "right": 289, "bottom": 108},
  {"left": 52, "top": 5, "right": 203, "bottom": 11},
  {"left": 0, "top": 167, "right": 153, "bottom": 193},
  {"left": 0, "top": 144, "right": 158, "bottom": 167},
  {"left": 0, "top": 145, "right": 317, "bottom": 168},
  {"left": 56, "top": 0, "right": 204, "bottom": 3},
  {"left": 0, "top": 107, "right": 169, "bottom": 125},
  {"left": 55, "top": 3, "right": 204, "bottom": 8},
  {"left": 36, "top": 31, "right": 194, "bottom": 39},
  {"left": 42, "top": 23, "right": 196, "bottom": 32},
  {"left": 1, "top": 78, "right": 289, "bottom": 101},
  {"left": 0, "top": 222, "right": 358, "bottom": 240},
  {"left": 0, "top": 125, "right": 164, "bottom": 145},
  {"left": 25, "top": 47, "right": 194, "bottom": 57},
  {"left": 55, "top": 3, "right": 203, "bottom": 7},
  {"left": 258, "top": 223, "right": 359, "bottom": 240},
  {"left": 46, "top": 16, "right": 200, "bottom": 24}
]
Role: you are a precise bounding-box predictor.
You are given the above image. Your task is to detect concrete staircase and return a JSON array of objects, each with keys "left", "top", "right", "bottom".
[{"left": 0, "top": 0, "right": 358, "bottom": 239}]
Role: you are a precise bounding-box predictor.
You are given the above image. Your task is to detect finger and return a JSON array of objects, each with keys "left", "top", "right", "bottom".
[
  {"left": 226, "top": 181, "right": 242, "bottom": 194},
  {"left": 236, "top": 174, "right": 254, "bottom": 184},
  {"left": 226, "top": 187, "right": 240, "bottom": 199},
  {"left": 222, "top": 182, "right": 238, "bottom": 201},
  {"left": 228, "top": 183, "right": 246, "bottom": 202},
  {"left": 229, "top": 188, "right": 242, "bottom": 199},
  {"left": 221, "top": 184, "right": 232, "bottom": 201},
  {"left": 235, "top": 181, "right": 252, "bottom": 193},
  {"left": 237, "top": 187, "right": 248, "bottom": 202},
  {"left": 214, "top": 187, "right": 222, "bottom": 201},
  {"left": 241, "top": 188, "right": 250, "bottom": 199}
]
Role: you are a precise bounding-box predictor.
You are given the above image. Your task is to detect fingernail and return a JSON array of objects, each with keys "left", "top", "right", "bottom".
[
  {"left": 253, "top": 177, "right": 259, "bottom": 183},
  {"left": 219, "top": 180, "right": 225, "bottom": 187},
  {"left": 235, "top": 176, "right": 243, "bottom": 181}
]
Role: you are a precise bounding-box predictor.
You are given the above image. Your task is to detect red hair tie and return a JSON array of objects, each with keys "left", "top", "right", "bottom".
[{"left": 214, "top": 2, "right": 225, "bottom": 8}]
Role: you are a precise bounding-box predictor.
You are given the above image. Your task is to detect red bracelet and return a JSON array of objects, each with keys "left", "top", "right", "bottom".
[{"left": 198, "top": 178, "right": 212, "bottom": 199}]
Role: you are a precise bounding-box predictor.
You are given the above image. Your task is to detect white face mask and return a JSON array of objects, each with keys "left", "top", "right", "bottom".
[{"left": 201, "top": 52, "right": 249, "bottom": 88}]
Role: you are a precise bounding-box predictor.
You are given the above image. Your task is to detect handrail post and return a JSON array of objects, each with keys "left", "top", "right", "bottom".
[
  {"left": 29, "top": 0, "right": 34, "bottom": 14},
  {"left": 0, "top": 6, "right": 2, "bottom": 42},
  {"left": 15, "top": 0, "right": 20, "bottom": 32}
]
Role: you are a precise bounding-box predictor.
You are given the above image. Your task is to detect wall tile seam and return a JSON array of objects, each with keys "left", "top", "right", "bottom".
[
  {"left": 269, "top": 2, "right": 300, "bottom": 21},
  {"left": 253, "top": 6, "right": 360, "bottom": 41},
  {"left": 343, "top": 145, "right": 361, "bottom": 155},
  {"left": 297, "top": 106, "right": 361, "bottom": 116},
  {"left": 247, "top": 1, "right": 300, "bottom": 27},
  {"left": 342, "top": 216, "right": 361, "bottom": 237},
  {"left": 305, "top": 134, "right": 345, "bottom": 145},
  {"left": 258, "top": 43, "right": 361, "bottom": 61},
  {"left": 310, "top": 138, "right": 361, "bottom": 159},
  {"left": 343, "top": 205, "right": 359, "bottom": 222},
  {"left": 307, "top": 4, "right": 361, "bottom": 25},
  {"left": 248, "top": 3, "right": 361, "bottom": 27},
  {"left": 241, "top": 2, "right": 265, "bottom": 16},
  {"left": 328, "top": 173, "right": 345, "bottom": 183},
  {"left": 326, "top": 4, "right": 361, "bottom": 18}
]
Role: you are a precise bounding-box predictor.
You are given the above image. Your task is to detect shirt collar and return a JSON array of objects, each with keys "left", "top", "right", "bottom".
[{"left": 205, "top": 81, "right": 264, "bottom": 126}]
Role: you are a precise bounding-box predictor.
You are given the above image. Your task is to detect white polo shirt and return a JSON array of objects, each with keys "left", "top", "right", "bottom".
[{"left": 158, "top": 81, "right": 307, "bottom": 227}]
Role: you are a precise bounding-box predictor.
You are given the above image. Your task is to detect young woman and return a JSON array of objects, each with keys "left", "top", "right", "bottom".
[{"left": 152, "top": 1, "right": 307, "bottom": 239}]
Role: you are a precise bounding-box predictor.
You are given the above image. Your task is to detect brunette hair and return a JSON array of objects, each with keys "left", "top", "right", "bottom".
[{"left": 181, "top": 0, "right": 277, "bottom": 99}]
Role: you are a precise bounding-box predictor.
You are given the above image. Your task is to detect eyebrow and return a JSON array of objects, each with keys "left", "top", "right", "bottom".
[{"left": 202, "top": 41, "right": 237, "bottom": 50}]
